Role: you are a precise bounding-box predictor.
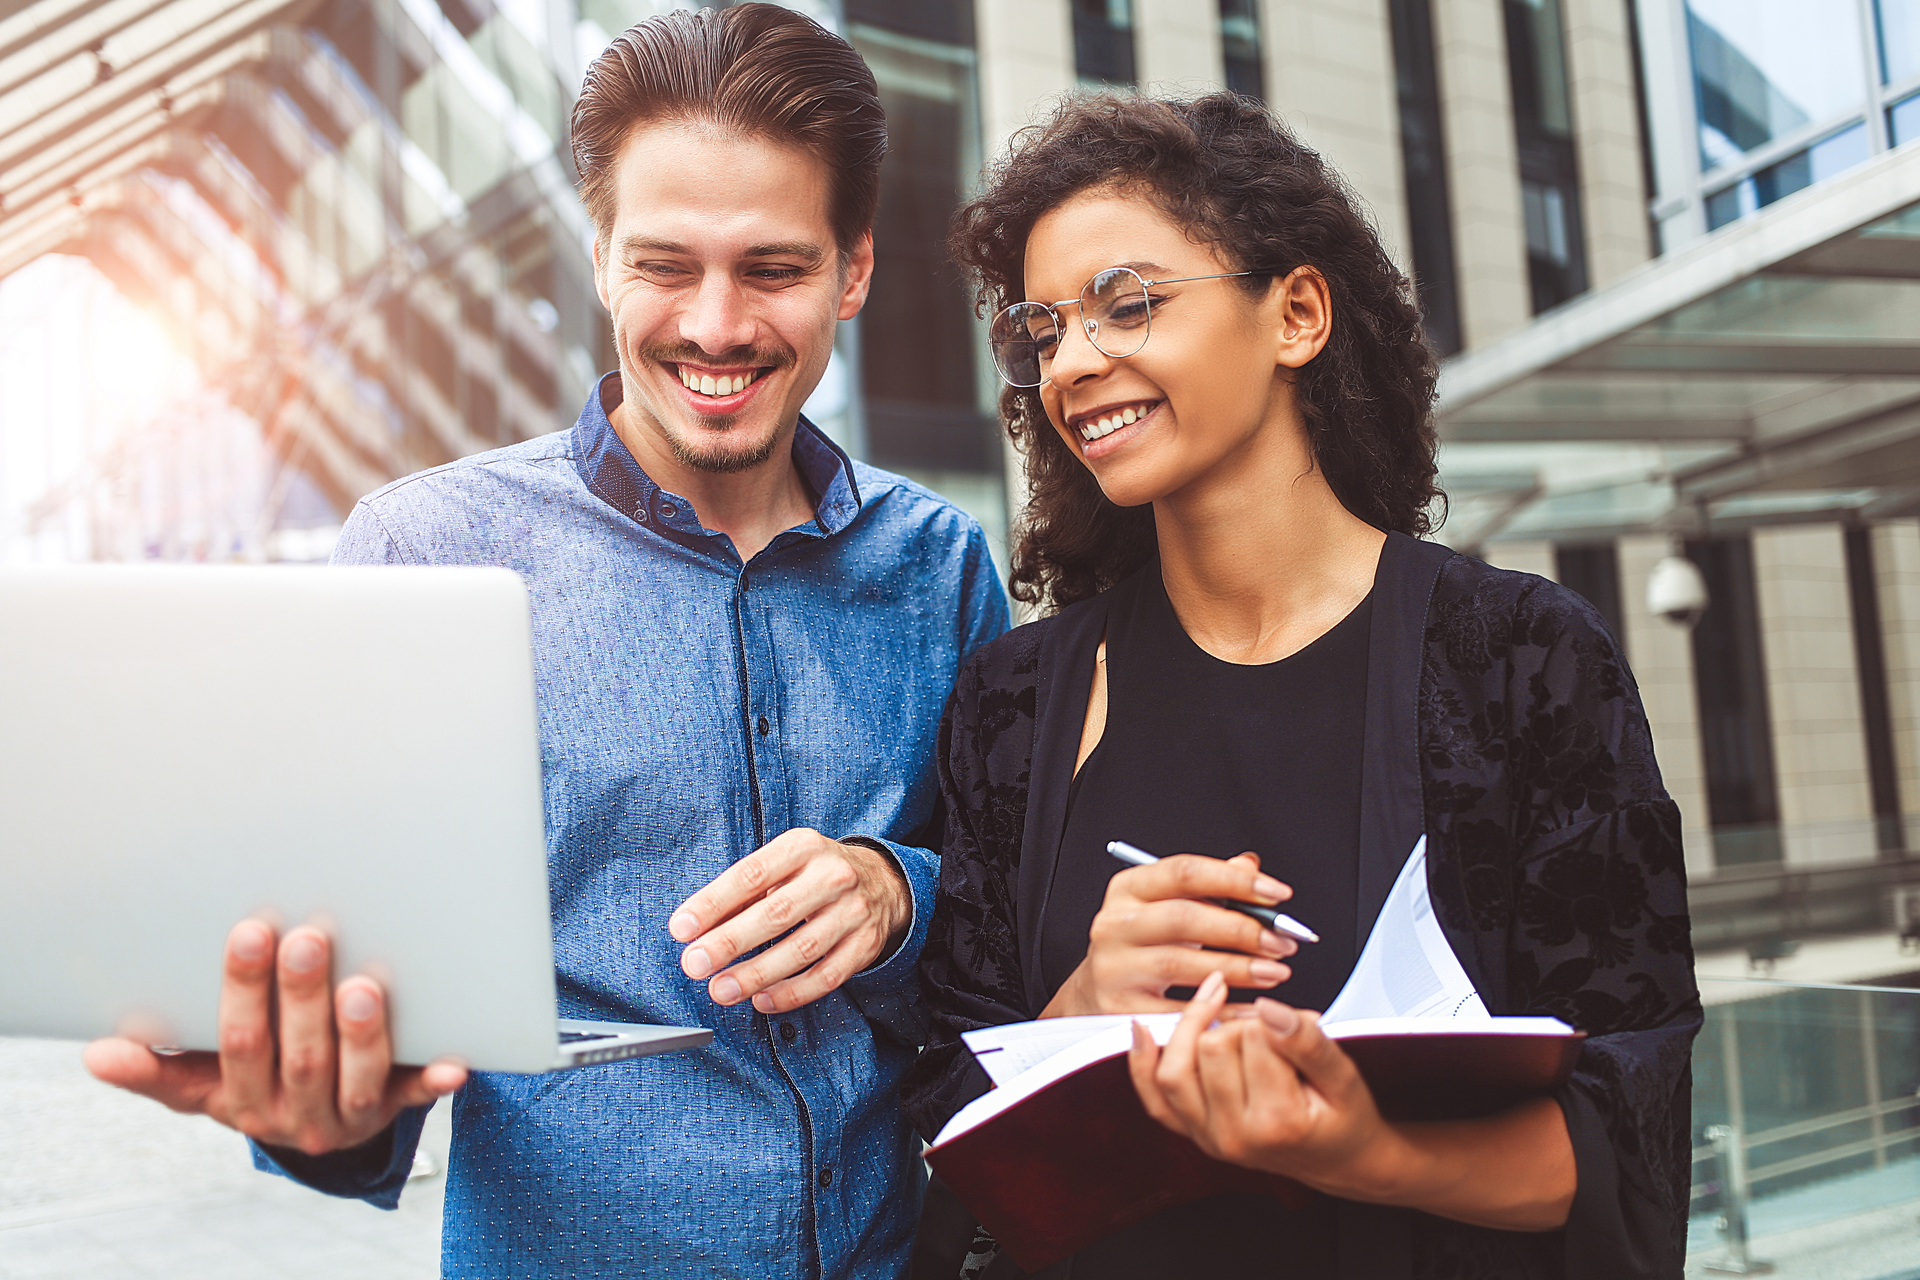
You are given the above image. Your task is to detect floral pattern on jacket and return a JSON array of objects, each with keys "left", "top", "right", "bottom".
[{"left": 904, "top": 552, "right": 1700, "bottom": 1280}]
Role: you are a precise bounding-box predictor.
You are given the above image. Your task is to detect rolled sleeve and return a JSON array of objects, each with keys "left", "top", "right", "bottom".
[{"left": 248, "top": 1104, "right": 430, "bottom": 1210}]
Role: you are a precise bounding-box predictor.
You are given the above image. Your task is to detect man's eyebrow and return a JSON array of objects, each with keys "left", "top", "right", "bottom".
[{"left": 745, "top": 241, "right": 827, "bottom": 265}]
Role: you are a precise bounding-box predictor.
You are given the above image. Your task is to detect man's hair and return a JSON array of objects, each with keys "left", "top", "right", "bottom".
[
  {"left": 950, "top": 92, "right": 1444, "bottom": 612},
  {"left": 570, "top": 3, "right": 885, "bottom": 255}
]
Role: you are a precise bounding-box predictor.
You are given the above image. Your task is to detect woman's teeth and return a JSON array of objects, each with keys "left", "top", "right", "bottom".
[
  {"left": 1079, "top": 403, "right": 1155, "bottom": 441},
  {"left": 679, "top": 368, "right": 759, "bottom": 397}
]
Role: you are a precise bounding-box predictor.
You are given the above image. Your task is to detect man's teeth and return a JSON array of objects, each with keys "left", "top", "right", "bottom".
[
  {"left": 1079, "top": 404, "right": 1151, "bottom": 441},
  {"left": 678, "top": 368, "right": 759, "bottom": 397}
]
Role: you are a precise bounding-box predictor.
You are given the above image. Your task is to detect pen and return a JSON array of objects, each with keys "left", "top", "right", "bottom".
[{"left": 1106, "top": 840, "right": 1320, "bottom": 944}]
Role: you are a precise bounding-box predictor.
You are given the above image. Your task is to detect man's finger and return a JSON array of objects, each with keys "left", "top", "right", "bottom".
[
  {"left": 82, "top": 1039, "right": 222, "bottom": 1113},
  {"left": 746, "top": 931, "right": 870, "bottom": 1014},
  {"left": 668, "top": 829, "right": 818, "bottom": 944},
  {"left": 277, "top": 928, "right": 339, "bottom": 1148},
  {"left": 335, "top": 978, "right": 395, "bottom": 1134},
  {"left": 386, "top": 1059, "right": 470, "bottom": 1113},
  {"left": 680, "top": 852, "right": 853, "bottom": 982},
  {"left": 216, "top": 919, "right": 279, "bottom": 1134}
]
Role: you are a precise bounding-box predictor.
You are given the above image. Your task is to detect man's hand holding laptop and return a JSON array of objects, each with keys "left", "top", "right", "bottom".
[
  {"left": 84, "top": 921, "right": 468, "bottom": 1156},
  {"left": 80, "top": 827, "right": 905, "bottom": 1156}
]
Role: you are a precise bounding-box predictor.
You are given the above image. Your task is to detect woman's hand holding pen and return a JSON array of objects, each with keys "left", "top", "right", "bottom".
[
  {"left": 1128, "top": 973, "right": 1578, "bottom": 1232},
  {"left": 1039, "top": 853, "right": 1300, "bottom": 1018}
]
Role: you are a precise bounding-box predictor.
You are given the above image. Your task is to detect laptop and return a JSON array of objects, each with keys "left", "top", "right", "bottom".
[{"left": 0, "top": 564, "right": 710, "bottom": 1073}]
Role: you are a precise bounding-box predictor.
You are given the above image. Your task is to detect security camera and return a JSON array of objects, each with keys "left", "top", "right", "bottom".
[{"left": 1647, "top": 555, "right": 1708, "bottom": 629}]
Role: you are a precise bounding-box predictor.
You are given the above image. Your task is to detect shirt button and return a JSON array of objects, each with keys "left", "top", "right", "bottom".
[
  {"left": 779, "top": 1022, "right": 797, "bottom": 1043},
  {"left": 634, "top": 507, "right": 648, "bottom": 522},
  {"left": 757, "top": 716, "right": 771, "bottom": 737},
  {"left": 817, "top": 1167, "right": 833, "bottom": 1187}
]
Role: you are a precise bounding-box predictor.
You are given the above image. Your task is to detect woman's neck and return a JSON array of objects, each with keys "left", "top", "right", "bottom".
[{"left": 1152, "top": 427, "right": 1386, "bottom": 666}]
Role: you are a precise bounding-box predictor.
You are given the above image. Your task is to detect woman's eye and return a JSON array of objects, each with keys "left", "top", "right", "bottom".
[{"left": 1107, "top": 299, "right": 1152, "bottom": 328}]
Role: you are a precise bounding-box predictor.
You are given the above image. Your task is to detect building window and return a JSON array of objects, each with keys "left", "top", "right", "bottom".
[
  {"left": 846, "top": 22, "right": 1002, "bottom": 481},
  {"left": 1219, "top": 0, "right": 1264, "bottom": 100},
  {"left": 1655, "top": 0, "right": 1915, "bottom": 241},
  {"left": 1505, "top": 0, "right": 1587, "bottom": 312},
  {"left": 1554, "top": 542, "right": 1625, "bottom": 652},
  {"left": 1386, "top": 0, "right": 1463, "bottom": 355},
  {"left": 1073, "top": 0, "right": 1136, "bottom": 87},
  {"left": 1844, "top": 527, "right": 1904, "bottom": 854},
  {"left": 1687, "top": 535, "right": 1784, "bottom": 867}
]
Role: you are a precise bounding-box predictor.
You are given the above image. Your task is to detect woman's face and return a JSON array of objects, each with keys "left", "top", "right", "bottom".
[{"left": 1022, "top": 188, "right": 1321, "bottom": 509}]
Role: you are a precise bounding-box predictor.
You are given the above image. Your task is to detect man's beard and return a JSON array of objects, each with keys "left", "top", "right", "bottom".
[{"left": 636, "top": 340, "right": 795, "bottom": 476}]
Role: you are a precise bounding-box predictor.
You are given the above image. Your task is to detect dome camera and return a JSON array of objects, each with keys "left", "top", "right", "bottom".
[{"left": 1647, "top": 555, "right": 1708, "bottom": 629}]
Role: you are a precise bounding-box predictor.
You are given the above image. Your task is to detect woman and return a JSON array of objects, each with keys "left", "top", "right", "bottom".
[{"left": 903, "top": 92, "right": 1698, "bottom": 1280}]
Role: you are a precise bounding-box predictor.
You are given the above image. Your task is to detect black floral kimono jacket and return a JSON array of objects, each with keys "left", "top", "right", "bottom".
[{"left": 902, "top": 532, "right": 1701, "bottom": 1280}]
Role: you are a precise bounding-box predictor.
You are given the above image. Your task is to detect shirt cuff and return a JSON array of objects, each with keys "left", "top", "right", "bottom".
[
  {"left": 248, "top": 1104, "right": 430, "bottom": 1210},
  {"left": 840, "top": 833, "right": 934, "bottom": 998}
]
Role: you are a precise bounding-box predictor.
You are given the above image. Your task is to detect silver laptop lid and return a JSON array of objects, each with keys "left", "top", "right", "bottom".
[{"left": 0, "top": 565, "right": 574, "bottom": 1073}]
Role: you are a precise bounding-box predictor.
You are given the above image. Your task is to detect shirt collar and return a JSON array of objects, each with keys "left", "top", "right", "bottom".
[{"left": 572, "top": 371, "right": 863, "bottom": 541}]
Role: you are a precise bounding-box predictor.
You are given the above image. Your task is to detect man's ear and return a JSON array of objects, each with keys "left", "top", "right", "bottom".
[
  {"left": 592, "top": 235, "right": 612, "bottom": 314},
  {"left": 1274, "top": 266, "right": 1332, "bottom": 370},
  {"left": 838, "top": 231, "right": 876, "bottom": 321}
]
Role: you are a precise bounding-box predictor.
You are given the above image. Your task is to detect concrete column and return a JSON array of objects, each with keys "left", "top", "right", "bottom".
[
  {"left": 1482, "top": 538, "right": 1556, "bottom": 580},
  {"left": 1259, "top": 0, "right": 1411, "bottom": 271},
  {"left": 1872, "top": 519, "right": 1920, "bottom": 850},
  {"left": 1430, "top": 0, "right": 1531, "bottom": 348},
  {"left": 1135, "top": 0, "right": 1225, "bottom": 93},
  {"left": 1560, "top": 0, "right": 1652, "bottom": 290},
  {"left": 1751, "top": 525, "right": 1878, "bottom": 866},
  {"left": 975, "top": 0, "right": 1076, "bottom": 605},
  {"left": 1619, "top": 535, "right": 1713, "bottom": 878}
]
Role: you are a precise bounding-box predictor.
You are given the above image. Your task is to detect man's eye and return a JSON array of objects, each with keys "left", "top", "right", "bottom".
[
  {"left": 750, "top": 267, "right": 805, "bottom": 283},
  {"left": 634, "top": 262, "right": 691, "bottom": 284}
]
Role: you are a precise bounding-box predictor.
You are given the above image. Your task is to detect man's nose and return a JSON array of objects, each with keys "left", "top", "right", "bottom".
[{"left": 677, "top": 272, "right": 757, "bottom": 356}]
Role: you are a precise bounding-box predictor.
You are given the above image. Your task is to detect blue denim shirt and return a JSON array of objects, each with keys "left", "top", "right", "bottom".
[{"left": 254, "top": 375, "right": 1007, "bottom": 1279}]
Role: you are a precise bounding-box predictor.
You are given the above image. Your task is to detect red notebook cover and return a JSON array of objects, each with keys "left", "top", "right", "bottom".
[{"left": 925, "top": 1027, "right": 1585, "bottom": 1272}]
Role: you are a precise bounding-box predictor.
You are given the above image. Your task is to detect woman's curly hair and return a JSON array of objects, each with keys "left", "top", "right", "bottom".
[{"left": 952, "top": 92, "right": 1444, "bottom": 612}]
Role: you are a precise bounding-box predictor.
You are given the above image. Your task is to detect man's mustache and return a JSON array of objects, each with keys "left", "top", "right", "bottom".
[{"left": 641, "top": 342, "right": 795, "bottom": 371}]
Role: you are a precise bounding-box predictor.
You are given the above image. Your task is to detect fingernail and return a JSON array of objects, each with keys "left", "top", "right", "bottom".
[
  {"left": 340, "top": 986, "right": 377, "bottom": 1022},
  {"left": 668, "top": 910, "right": 699, "bottom": 942},
  {"left": 232, "top": 924, "right": 270, "bottom": 963},
  {"left": 284, "top": 934, "right": 323, "bottom": 974},
  {"left": 710, "top": 975, "right": 741, "bottom": 1004},
  {"left": 1199, "top": 970, "right": 1226, "bottom": 1000},
  {"left": 1258, "top": 930, "right": 1290, "bottom": 957},
  {"left": 1258, "top": 999, "right": 1299, "bottom": 1036},
  {"left": 751, "top": 993, "right": 774, "bottom": 1014},
  {"left": 682, "top": 947, "right": 712, "bottom": 979},
  {"left": 1250, "top": 959, "right": 1288, "bottom": 985},
  {"left": 1253, "top": 875, "right": 1285, "bottom": 902}
]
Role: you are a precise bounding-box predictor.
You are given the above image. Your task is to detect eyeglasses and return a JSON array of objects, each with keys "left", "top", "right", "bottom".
[{"left": 987, "top": 267, "right": 1253, "bottom": 388}]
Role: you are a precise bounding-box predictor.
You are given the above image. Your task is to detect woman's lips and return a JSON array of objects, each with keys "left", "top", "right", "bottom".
[{"left": 1077, "top": 400, "right": 1162, "bottom": 458}]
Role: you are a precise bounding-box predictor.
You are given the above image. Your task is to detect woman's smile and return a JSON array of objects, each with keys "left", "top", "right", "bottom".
[{"left": 1072, "top": 399, "right": 1163, "bottom": 456}]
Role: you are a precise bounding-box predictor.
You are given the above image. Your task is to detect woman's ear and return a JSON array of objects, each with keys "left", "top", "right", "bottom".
[{"left": 1274, "top": 266, "right": 1332, "bottom": 369}]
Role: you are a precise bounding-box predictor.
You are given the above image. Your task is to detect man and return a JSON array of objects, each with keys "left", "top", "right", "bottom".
[{"left": 83, "top": 7, "right": 1007, "bottom": 1276}]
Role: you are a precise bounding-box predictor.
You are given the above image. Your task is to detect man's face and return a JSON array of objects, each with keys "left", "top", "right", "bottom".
[{"left": 593, "top": 121, "right": 873, "bottom": 475}]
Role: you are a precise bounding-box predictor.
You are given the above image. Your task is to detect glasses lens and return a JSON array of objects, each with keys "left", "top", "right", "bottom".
[
  {"left": 990, "top": 302, "right": 1060, "bottom": 387},
  {"left": 1082, "top": 268, "right": 1151, "bottom": 359}
]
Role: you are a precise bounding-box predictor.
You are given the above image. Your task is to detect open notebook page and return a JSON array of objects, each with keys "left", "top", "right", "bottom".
[{"left": 1321, "top": 836, "right": 1488, "bottom": 1025}]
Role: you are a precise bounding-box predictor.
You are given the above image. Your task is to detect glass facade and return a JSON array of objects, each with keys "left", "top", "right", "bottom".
[
  {"left": 1505, "top": 0, "right": 1589, "bottom": 312},
  {"left": 1688, "top": 535, "right": 1785, "bottom": 868},
  {"left": 1665, "top": 0, "right": 1917, "bottom": 237},
  {"left": 1072, "top": 0, "right": 1137, "bottom": 87},
  {"left": 1386, "top": 0, "right": 1463, "bottom": 355},
  {"left": 1219, "top": 0, "right": 1264, "bottom": 100}
]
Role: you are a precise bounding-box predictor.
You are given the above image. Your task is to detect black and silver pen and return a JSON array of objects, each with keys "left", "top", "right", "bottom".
[{"left": 1106, "top": 840, "right": 1320, "bottom": 944}]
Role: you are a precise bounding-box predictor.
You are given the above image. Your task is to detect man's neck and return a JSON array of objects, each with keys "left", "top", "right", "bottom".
[{"left": 607, "top": 399, "right": 819, "bottom": 564}]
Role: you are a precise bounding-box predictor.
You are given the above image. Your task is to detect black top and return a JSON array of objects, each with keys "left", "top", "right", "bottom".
[
  {"left": 904, "top": 533, "right": 1700, "bottom": 1280},
  {"left": 1041, "top": 564, "right": 1368, "bottom": 1012}
]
